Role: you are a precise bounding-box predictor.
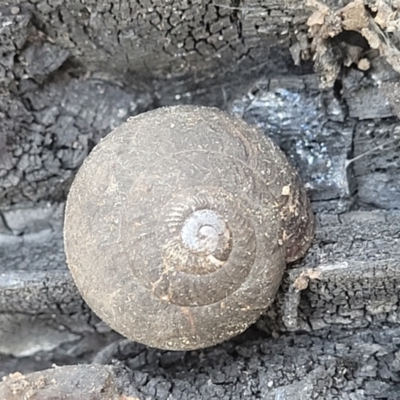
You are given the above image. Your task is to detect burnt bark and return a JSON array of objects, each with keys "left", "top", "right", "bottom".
[
  {"left": 0, "top": 204, "right": 400, "bottom": 398},
  {"left": 1, "top": 0, "right": 400, "bottom": 399},
  {"left": 0, "top": 0, "right": 313, "bottom": 208},
  {"left": 1, "top": 0, "right": 400, "bottom": 206}
]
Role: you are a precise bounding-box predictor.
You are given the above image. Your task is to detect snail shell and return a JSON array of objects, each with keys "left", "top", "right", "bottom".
[{"left": 64, "top": 105, "right": 314, "bottom": 350}]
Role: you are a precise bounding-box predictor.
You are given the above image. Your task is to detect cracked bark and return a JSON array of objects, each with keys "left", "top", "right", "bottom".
[{"left": 1, "top": 0, "right": 312, "bottom": 208}]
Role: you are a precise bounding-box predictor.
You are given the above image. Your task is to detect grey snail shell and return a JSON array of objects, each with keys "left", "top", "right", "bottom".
[{"left": 64, "top": 105, "right": 314, "bottom": 351}]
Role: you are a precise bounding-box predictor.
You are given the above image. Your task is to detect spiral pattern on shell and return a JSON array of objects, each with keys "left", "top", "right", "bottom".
[{"left": 64, "top": 105, "right": 314, "bottom": 350}]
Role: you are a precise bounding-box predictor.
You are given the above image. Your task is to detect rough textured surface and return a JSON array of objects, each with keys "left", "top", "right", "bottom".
[
  {"left": 0, "top": 203, "right": 81, "bottom": 317},
  {"left": 2, "top": 325, "right": 400, "bottom": 399},
  {"left": 352, "top": 120, "right": 400, "bottom": 210},
  {"left": 1, "top": 0, "right": 400, "bottom": 209},
  {"left": 0, "top": 0, "right": 313, "bottom": 208},
  {"left": 0, "top": 76, "right": 148, "bottom": 208},
  {"left": 1, "top": 0, "right": 400, "bottom": 398},
  {"left": 94, "top": 327, "right": 400, "bottom": 400},
  {"left": 258, "top": 209, "right": 400, "bottom": 333},
  {"left": 0, "top": 364, "right": 139, "bottom": 399},
  {"left": 231, "top": 73, "right": 400, "bottom": 211},
  {"left": 0, "top": 0, "right": 308, "bottom": 87},
  {"left": 230, "top": 74, "right": 354, "bottom": 208}
]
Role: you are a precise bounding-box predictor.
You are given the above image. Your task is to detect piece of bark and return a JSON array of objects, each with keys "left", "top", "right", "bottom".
[
  {"left": 258, "top": 210, "right": 400, "bottom": 332},
  {"left": 0, "top": 1, "right": 306, "bottom": 86},
  {"left": 0, "top": 364, "right": 139, "bottom": 400},
  {"left": 341, "top": 59, "right": 399, "bottom": 120},
  {"left": 351, "top": 119, "right": 400, "bottom": 209},
  {"left": 229, "top": 74, "right": 354, "bottom": 207},
  {"left": 383, "top": 80, "right": 400, "bottom": 119},
  {"left": 0, "top": 203, "right": 80, "bottom": 314},
  {"left": 0, "top": 77, "right": 148, "bottom": 208},
  {"left": 260, "top": 209, "right": 400, "bottom": 333},
  {"left": 5, "top": 0, "right": 396, "bottom": 92}
]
